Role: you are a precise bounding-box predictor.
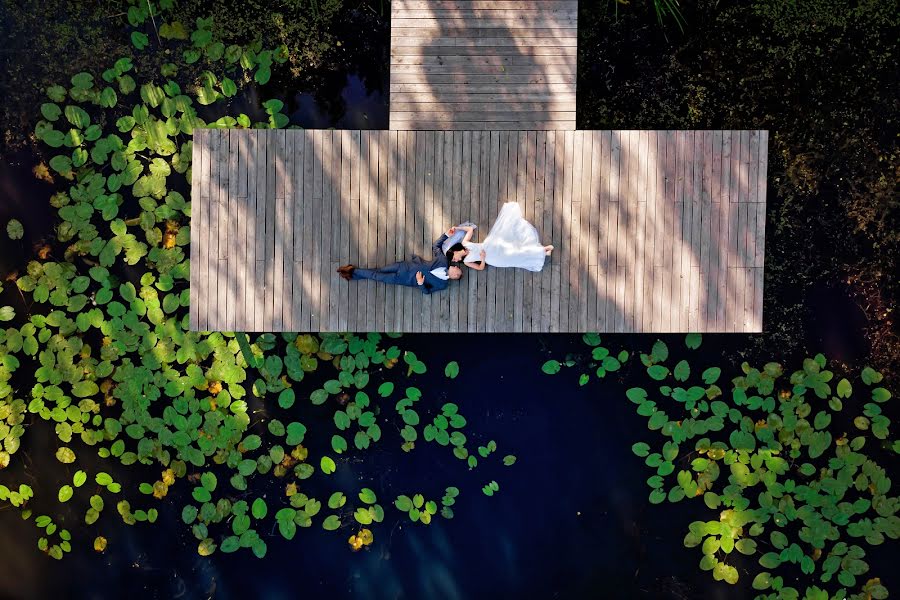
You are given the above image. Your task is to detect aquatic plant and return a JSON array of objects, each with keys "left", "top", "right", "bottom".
[
  {"left": 625, "top": 335, "right": 897, "bottom": 598},
  {"left": 542, "top": 332, "right": 630, "bottom": 384},
  {"left": 0, "top": 2, "right": 515, "bottom": 562}
]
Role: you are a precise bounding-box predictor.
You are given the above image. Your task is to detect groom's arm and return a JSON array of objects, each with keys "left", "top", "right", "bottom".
[
  {"left": 432, "top": 233, "right": 449, "bottom": 258},
  {"left": 417, "top": 272, "right": 447, "bottom": 295}
]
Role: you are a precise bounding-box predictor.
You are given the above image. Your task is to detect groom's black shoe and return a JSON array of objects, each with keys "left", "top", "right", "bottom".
[{"left": 337, "top": 264, "right": 355, "bottom": 281}]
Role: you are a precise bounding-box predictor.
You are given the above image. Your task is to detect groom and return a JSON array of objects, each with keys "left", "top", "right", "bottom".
[{"left": 337, "top": 229, "right": 463, "bottom": 295}]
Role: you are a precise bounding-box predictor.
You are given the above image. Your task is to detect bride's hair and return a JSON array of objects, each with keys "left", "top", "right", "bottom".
[{"left": 445, "top": 243, "right": 465, "bottom": 262}]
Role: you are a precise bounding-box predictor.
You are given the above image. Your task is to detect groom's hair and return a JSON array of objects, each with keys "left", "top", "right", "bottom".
[{"left": 445, "top": 243, "right": 465, "bottom": 262}]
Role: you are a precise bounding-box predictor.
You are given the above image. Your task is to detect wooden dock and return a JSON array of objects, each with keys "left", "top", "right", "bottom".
[
  {"left": 390, "top": 0, "right": 578, "bottom": 130},
  {"left": 189, "top": 128, "right": 768, "bottom": 333}
]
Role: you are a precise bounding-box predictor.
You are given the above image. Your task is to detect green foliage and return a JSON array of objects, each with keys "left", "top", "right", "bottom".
[
  {"left": 542, "top": 335, "right": 630, "bottom": 383},
  {"left": 0, "top": 6, "right": 518, "bottom": 564},
  {"left": 627, "top": 338, "right": 896, "bottom": 598},
  {"left": 6, "top": 219, "right": 24, "bottom": 240}
]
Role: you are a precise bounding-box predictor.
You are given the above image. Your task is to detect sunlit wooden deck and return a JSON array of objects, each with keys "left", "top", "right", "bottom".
[
  {"left": 390, "top": 0, "right": 578, "bottom": 130},
  {"left": 189, "top": 128, "right": 768, "bottom": 333}
]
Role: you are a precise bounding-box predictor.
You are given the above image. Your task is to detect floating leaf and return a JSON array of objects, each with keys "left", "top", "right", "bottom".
[
  {"left": 541, "top": 360, "right": 562, "bottom": 375},
  {"left": 685, "top": 333, "right": 702, "bottom": 349},
  {"left": 444, "top": 361, "right": 459, "bottom": 378},
  {"left": 648, "top": 365, "right": 669, "bottom": 380},
  {"left": 55, "top": 447, "right": 76, "bottom": 464},
  {"left": 131, "top": 31, "right": 149, "bottom": 50},
  {"left": 58, "top": 485, "right": 73, "bottom": 502},
  {"left": 251, "top": 498, "right": 267, "bottom": 520},
  {"left": 632, "top": 442, "right": 651, "bottom": 457},
  {"left": 320, "top": 456, "right": 336, "bottom": 474}
]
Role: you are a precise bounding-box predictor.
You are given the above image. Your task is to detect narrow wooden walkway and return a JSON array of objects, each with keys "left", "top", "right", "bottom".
[
  {"left": 190, "top": 128, "right": 768, "bottom": 333},
  {"left": 389, "top": 0, "right": 578, "bottom": 130}
]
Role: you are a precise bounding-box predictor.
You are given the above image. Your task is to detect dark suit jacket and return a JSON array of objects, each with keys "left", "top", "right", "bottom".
[{"left": 417, "top": 233, "right": 450, "bottom": 295}]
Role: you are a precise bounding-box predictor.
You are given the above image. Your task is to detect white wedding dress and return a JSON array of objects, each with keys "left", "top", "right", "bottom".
[{"left": 463, "top": 202, "right": 548, "bottom": 272}]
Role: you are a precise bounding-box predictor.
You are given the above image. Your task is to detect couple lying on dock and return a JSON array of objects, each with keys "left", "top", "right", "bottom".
[{"left": 337, "top": 201, "right": 554, "bottom": 295}]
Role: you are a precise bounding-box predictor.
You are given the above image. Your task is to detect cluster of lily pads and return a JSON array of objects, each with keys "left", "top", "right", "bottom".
[
  {"left": 1, "top": 0, "right": 516, "bottom": 561},
  {"left": 542, "top": 332, "right": 630, "bottom": 383},
  {"left": 625, "top": 334, "right": 897, "bottom": 599}
]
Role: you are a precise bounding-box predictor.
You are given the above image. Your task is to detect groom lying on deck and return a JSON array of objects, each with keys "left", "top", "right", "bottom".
[{"left": 336, "top": 228, "right": 466, "bottom": 295}]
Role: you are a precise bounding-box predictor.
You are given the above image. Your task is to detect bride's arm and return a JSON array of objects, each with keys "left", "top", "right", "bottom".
[
  {"left": 465, "top": 249, "right": 487, "bottom": 270},
  {"left": 460, "top": 225, "right": 476, "bottom": 243}
]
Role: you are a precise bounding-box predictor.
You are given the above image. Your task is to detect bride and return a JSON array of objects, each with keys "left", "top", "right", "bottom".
[{"left": 450, "top": 202, "right": 553, "bottom": 272}]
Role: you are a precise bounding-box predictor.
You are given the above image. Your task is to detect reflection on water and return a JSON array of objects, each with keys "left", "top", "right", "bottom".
[{"left": 291, "top": 74, "right": 389, "bottom": 130}]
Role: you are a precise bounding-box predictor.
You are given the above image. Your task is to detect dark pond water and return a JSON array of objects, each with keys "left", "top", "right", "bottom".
[
  {"left": 0, "top": 16, "right": 890, "bottom": 600},
  {"left": 1, "top": 331, "right": 754, "bottom": 600}
]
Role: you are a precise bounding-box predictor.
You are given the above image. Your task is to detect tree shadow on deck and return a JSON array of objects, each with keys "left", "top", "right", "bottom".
[{"left": 191, "top": 1, "right": 768, "bottom": 334}]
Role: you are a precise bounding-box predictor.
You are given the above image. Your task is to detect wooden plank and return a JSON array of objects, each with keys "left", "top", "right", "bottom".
[
  {"left": 391, "top": 91, "right": 577, "bottom": 103},
  {"left": 520, "top": 131, "right": 535, "bottom": 331},
  {"left": 251, "top": 130, "right": 264, "bottom": 331},
  {"left": 309, "top": 131, "right": 322, "bottom": 332},
  {"left": 457, "top": 131, "right": 471, "bottom": 332},
  {"left": 471, "top": 132, "right": 485, "bottom": 332},
  {"left": 488, "top": 131, "right": 502, "bottom": 331},
  {"left": 407, "top": 131, "right": 421, "bottom": 331},
  {"left": 189, "top": 129, "right": 201, "bottom": 330},
  {"left": 546, "top": 131, "right": 560, "bottom": 332},
  {"left": 749, "top": 132, "right": 761, "bottom": 202},
  {"left": 757, "top": 130, "right": 769, "bottom": 204},
  {"left": 271, "top": 130, "right": 284, "bottom": 331},
  {"left": 322, "top": 130, "right": 336, "bottom": 332},
  {"left": 390, "top": 36, "right": 578, "bottom": 49},
  {"left": 358, "top": 131, "right": 371, "bottom": 331},
  {"left": 389, "top": 119, "right": 575, "bottom": 131},
  {"left": 740, "top": 130, "right": 751, "bottom": 203},
  {"left": 565, "top": 131, "right": 580, "bottom": 330},
  {"left": 391, "top": 45, "right": 577, "bottom": 58},
  {"left": 508, "top": 132, "right": 522, "bottom": 332},
  {"left": 392, "top": 1, "right": 578, "bottom": 12},
  {"left": 234, "top": 131, "right": 247, "bottom": 332},
  {"left": 431, "top": 131, "right": 445, "bottom": 333},
  {"left": 392, "top": 8, "right": 578, "bottom": 19},
  {"left": 579, "top": 130, "right": 593, "bottom": 331},
  {"left": 596, "top": 131, "right": 611, "bottom": 331},
  {"left": 192, "top": 130, "right": 205, "bottom": 330},
  {"left": 338, "top": 130, "right": 351, "bottom": 331},
  {"left": 645, "top": 130, "right": 659, "bottom": 331},
  {"left": 372, "top": 132, "right": 385, "bottom": 331},
  {"left": 300, "top": 132, "right": 313, "bottom": 331},
  {"left": 345, "top": 130, "right": 359, "bottom": 331},
  {"left": 482, "top": 131, "right": 500, "bottom": 332},
  {"left": 390, "top": 110, "right": 576, "bottom": 122},
  {"left": 391, "top": 16, "right": 577, "bottom": 29},
  {"left": 215, "top": 130, "right": 231, "bottom": 330},
  {"left": 647, "top": 131, "right": 662, "bottom": 330},
  {"left": 284, "top": 132, "right": 296, "bottom": 331},
  {"left": 532, "top": 130, "right": 547, "bottom": 332},
  {"left": 208, "top": 130, "right": 220, "bottom": 329},
  {"left": 262, "top": 130, "right": 276, "bottom": 329},
  {"left": 390, "top": 101, "right": 576, "bottom": 114},
  {"left": 588, "top": 133, "right": 603, "bottom": 333},
  {"left": 395, "top": 131, "right": 408, "bottom": 331},
  {"left": 367, "top": 131, "right": 379, "bottom": 332},
  {"left": 633, "top": 131, "right": 647, "bottom": 332},
  {"left": 391, "top": 27, "right": 577, "bottom": 38}
]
